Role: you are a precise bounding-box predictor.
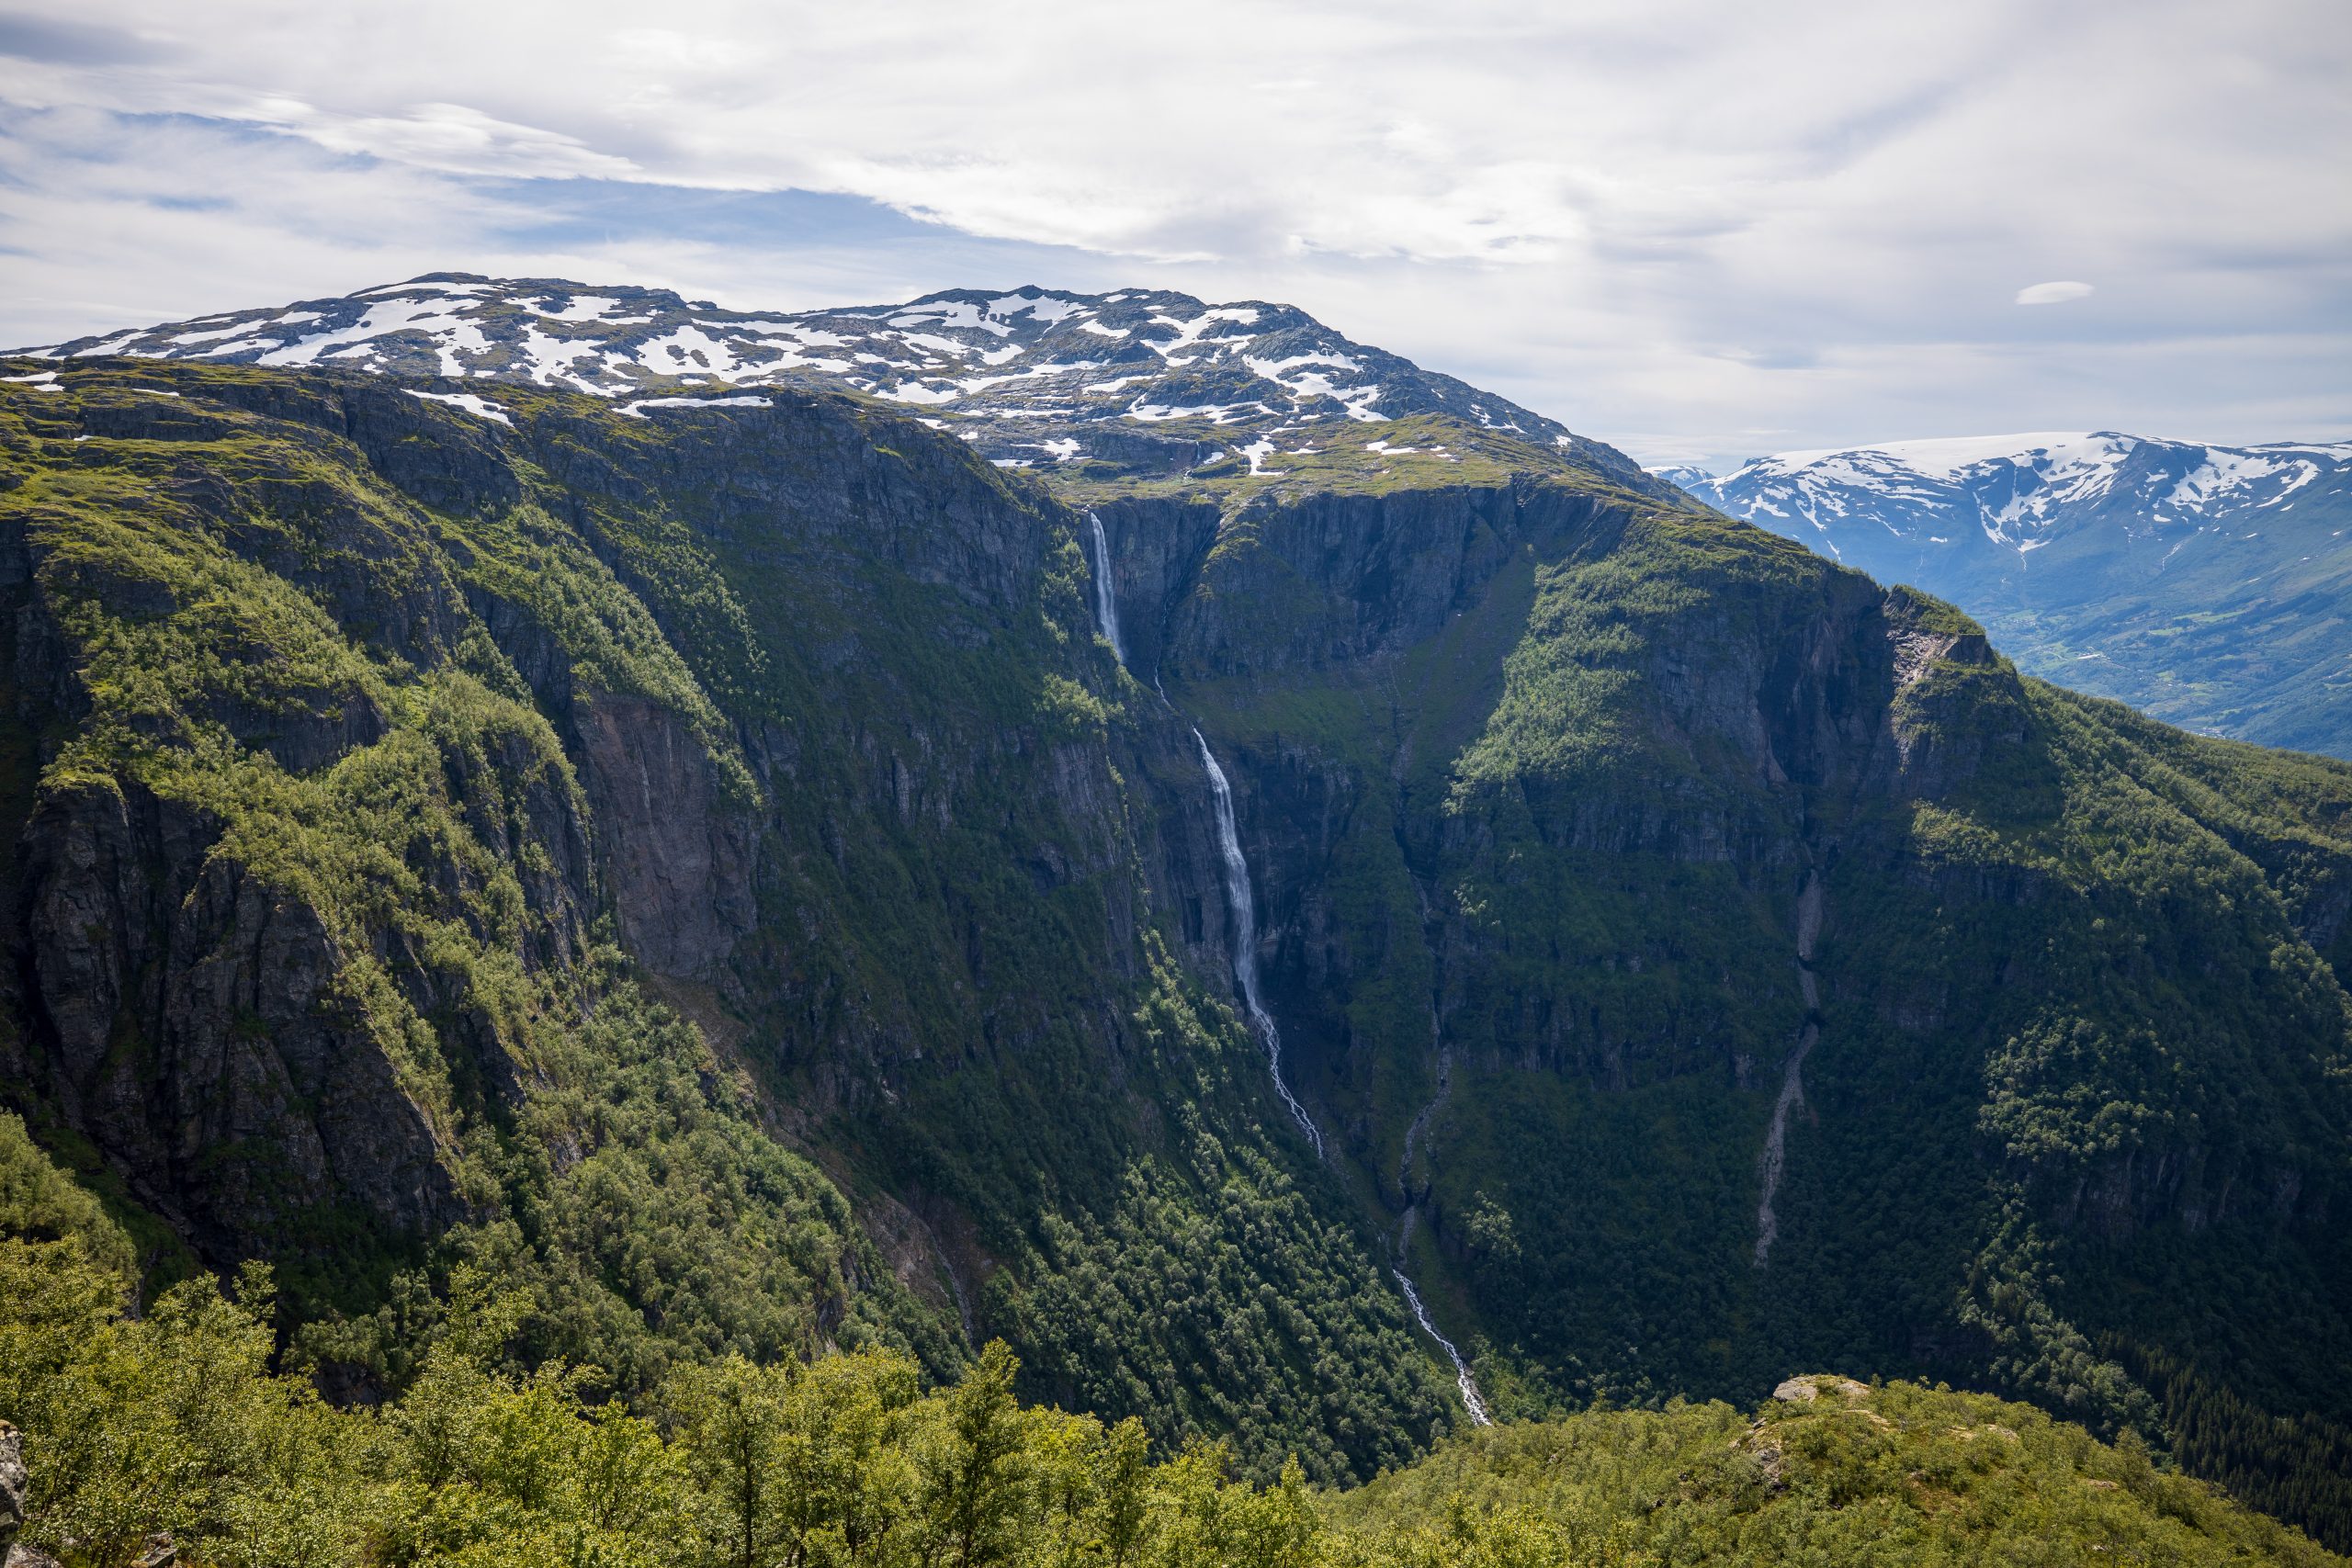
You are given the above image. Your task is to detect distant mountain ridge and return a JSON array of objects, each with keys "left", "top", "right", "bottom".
[
  {"left": 24, "top": 273, "right": 1657, "bottom": 493},
  {"left": 1679, "top": 432, "right": 2352, "bottom": 548},
  {"left": 1665, "top": 432, "right": 2352, "bottom": 755}
]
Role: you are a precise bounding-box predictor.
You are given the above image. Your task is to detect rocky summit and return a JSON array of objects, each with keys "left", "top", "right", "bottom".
[{"left": 26, "top": 274, "right": 1657, "bottom": 494}]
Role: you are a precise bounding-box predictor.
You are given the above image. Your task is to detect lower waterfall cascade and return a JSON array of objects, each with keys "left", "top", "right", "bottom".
[
  {"left": 1087, "top": 526, "right": 1488, "bottom": 1425},
  {"left": 1396, "top": 1035, "right": 1494, "bottom": 1427},
  {"left": 1394, "top": 1267, "right": 1494, "bottom": 1427}
]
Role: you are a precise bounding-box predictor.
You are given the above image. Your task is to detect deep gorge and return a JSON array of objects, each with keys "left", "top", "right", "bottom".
[{"left": 2, "top": 354, "right": 2349, "bottom": 1552}]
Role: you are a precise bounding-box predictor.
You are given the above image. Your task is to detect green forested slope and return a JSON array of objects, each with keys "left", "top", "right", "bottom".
[
  {"left": 1326, "top": 1373, "right": 2346, "bottom": 1567},
  {"left": 1088, "top": 457, "right": 2352, "bottom": 1547},
  {"left": 5, "top": 352, "right": 2352, "bottom": 1551},
  {"left": 0, "top": 360, "right": 1447, "bottom": 1481},
  {"left": 3, "top": 1182, "right": 2341, "bottom": 1567}
]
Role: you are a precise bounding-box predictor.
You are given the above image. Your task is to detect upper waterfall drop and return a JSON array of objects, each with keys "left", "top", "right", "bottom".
[
  {"left": 1085, "top": 510, "right": 1125, "bottom": 665},
  {"left": 1193, "top": 730, "right": 1323, "bottom": 1158}
]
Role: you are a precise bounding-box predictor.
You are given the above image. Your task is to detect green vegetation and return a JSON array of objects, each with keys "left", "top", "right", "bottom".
[
  {"left": 1328, "top": 1375, "right": 2344, "bottom": 1567},
  {"left": 1149, "top": 475, "right": 2352, "bottom": 1547},
  {"left": 0, "top": 373, "right": 950, "bottom": 1387},
  {"left": 0, "top": 363, "right": 1451, "bottom": 1486},
  {"left": 1427, "top": 514, "right": 2352, "bottom": 1536},
  {"left": 3, "top": 1219, "right": 2338, "bottom": 1566},
  {"left": 2, "top": 1222, "right": 1320, "bottom": 1568},
  {"left": 0, "top": 1111, "right": 136, "bottom": 1279},
  {"left": 6, "top": 354, "right": 2351, "bottom": 1552}
]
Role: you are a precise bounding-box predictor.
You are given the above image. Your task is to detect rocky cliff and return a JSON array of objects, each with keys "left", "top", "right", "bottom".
[{"left": 1102, "top": 442, "right": 2352, "bottom": 1463}]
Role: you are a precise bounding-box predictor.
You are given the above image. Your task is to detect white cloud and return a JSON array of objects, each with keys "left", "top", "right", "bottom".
[
  {"left": 2016, "top": 280, "right": 2095, "bottom": 305},
  {"left": 0, "top": 0, "right": 2345, "bottom": 467},
  {"left": 290, "top": 102, "right": 642, "bottom": 181}
]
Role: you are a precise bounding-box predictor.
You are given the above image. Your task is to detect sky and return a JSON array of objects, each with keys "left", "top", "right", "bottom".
[{"left": 1, "top": 0, "right": 2346, "bottom": 471}]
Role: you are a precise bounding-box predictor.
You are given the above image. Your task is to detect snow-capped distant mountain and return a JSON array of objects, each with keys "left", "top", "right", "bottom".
[
  {"left": 1642, "top": 463, "right": 1720, "bottom": 493},
  {"left": 1668, "top": 433, "right": 2352, "bottom": 756},
  {"left": 22, "top": 274, "right": 1652, "bottom": 490},
  {"left": 1679, "top": 432, "right": 2352, "bottom": 559}
]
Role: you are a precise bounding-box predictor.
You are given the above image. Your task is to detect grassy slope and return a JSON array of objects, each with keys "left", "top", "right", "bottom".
[{"left": 1326, "top": 1375, "right": 2346, "bottom": 1567}]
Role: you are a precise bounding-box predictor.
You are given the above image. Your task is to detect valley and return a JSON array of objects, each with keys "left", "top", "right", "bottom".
[{"left": 3, "top": 280, "right": 2350, "bottom": 1559}]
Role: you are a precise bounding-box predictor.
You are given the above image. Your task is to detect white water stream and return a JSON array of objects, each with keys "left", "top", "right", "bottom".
[
  {"left": 1085, "top": 511, "right": 1125, "bottom": 665},
  {"left": 1393, "top": 1267, "right": 1493, "bottom": 1426},
  {"left": 1754, "top": 871, "right": 1825, "bottom": 1266},
  {"left": 1194, "top": 731, "right": 1323, "bottom": 1158},
  {"left": 1085, "top": 522, "right": 1487, "bottom": 1424},
  {"left": 1395, "top": 1019, "right": 1493, "bottom": 1426}
]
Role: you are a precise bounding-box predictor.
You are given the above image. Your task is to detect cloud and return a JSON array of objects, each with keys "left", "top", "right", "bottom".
[
  {"left": 288, "top": 103, "right": 643, "bottom": 181},
  {"left": 0, "top": 0, "right": 2345, "bottom": 468},
  {"left": 0, "top": 104, "right": 1129, "bottom": 347},
  {"left": 2016, "top": 280, "right": 2095, "bottom": 305},
  {"left": 0, "top": 12, "right": 166, "bottom": 65}
]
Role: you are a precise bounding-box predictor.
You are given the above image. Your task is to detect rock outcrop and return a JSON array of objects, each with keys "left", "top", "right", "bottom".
[{"left": 0, "top": 1420, "right": 57, "bottom": 1568}]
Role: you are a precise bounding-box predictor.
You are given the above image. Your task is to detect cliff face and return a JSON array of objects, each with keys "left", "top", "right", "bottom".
[
  {"left": 0, "top": 384, "right": 548, "bottom": 1259},
  {"left": 1112, "top": 463, "right": 2352, "bottom": 1443},
  {"left": 14, "top": 770, "right": 469, "bottom": 1252}
]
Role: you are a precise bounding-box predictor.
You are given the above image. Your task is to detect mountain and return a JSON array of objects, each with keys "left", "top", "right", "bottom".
[
  {"left": 0, "top": 355, "right": 1460, "bottom": 1484},
  {"left": 1668, "top": 434, "right": 2352, "bottom": 756},
  {"left": 28, "top": 273, "right": 1662, "bottom": 497},
  {"left": 6, "top": 284, "right": 2352, "bottom": 1552}
]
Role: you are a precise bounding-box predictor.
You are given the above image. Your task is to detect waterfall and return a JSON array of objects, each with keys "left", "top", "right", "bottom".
[
  {"left": 1193, "top": 730, "right": 1322, "bottom": 1157},
  {"left": 1192, "top": 727, "right": 1488, "bottom": 1427},
  {"left": 1392, "top": 1268, "right": 1493, "bottom": 1426},
  {"left": 1395, "top": 1024, "right": 1494, "bottom": 1427},
  {"left": 1085, "top": 510, "right": 1125, "bottom": 665},
  {"left": 1755, "top": 871, "right": 1825, "bottom": 1266}
]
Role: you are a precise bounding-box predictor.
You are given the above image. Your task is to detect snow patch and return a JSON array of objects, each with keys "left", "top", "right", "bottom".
[
  {"left": 1125, "top": 400, "right": 1272, "bottom": 425},
  {"left": 618, "top": 394, "right": 770, "bottom": 418},
  {"left": 255, "top": 297, "right": 491, "bottom": 376},
  {"left": 534, "top": 294, "right": 620, "bottom": 321},
  {"left": 880, "top": 381, "right": 962, "bottom": 406},
  {"left": 634, "top": 324, "right": 744, "bottom": 378},
  {"left": 73, "top": 330, "right": 147, "bottom": 357},
  {"left": 988, "top": 292, "right": 1086, "bottom": 324},
  {"left": 890, "top": 301, "right": 1012, "bottom": 337},
  {"left": 403, "top": 389, "right": 512, "bottom": 425}
]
